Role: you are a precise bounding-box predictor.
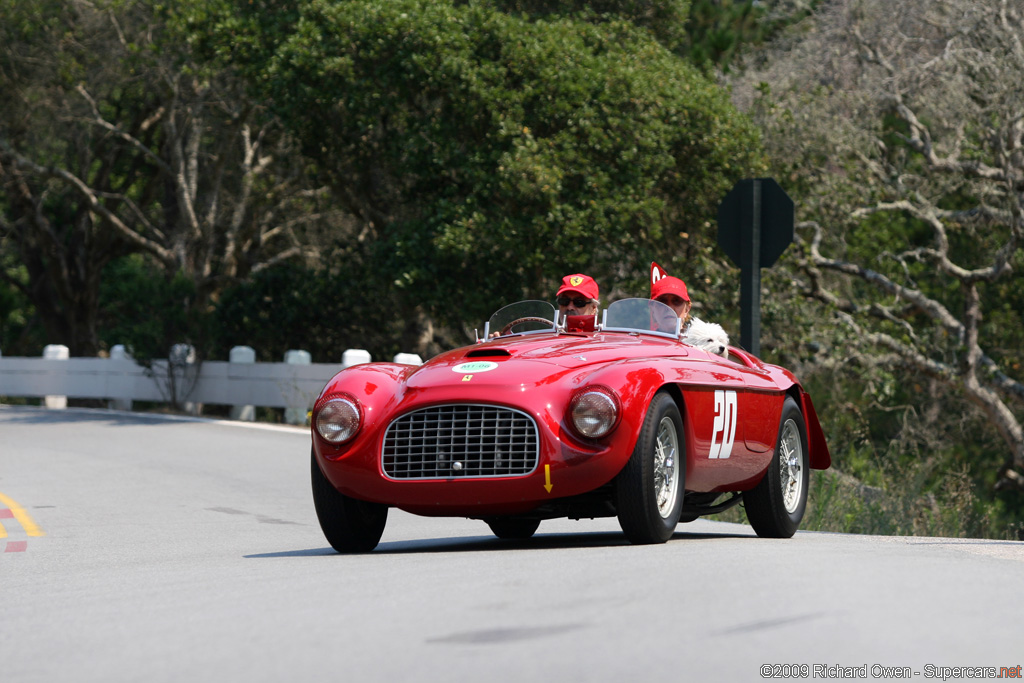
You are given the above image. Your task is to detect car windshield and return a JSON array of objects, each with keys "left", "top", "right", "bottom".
[
  {"left": 485, "top": 300, "right": 558, "bottom": 338},
  {"left": 602, "top": 298, "right": 681, "bottom": 339}
]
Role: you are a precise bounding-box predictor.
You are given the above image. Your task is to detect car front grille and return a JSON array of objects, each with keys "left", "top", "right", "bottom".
[{"left": 382, "top": 404, "right": 539, "bottom": 479}]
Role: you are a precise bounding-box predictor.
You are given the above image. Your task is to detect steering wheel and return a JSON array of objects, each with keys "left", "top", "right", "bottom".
[{"left": 500, "top": 316, "right": 554, "bottom": 336}]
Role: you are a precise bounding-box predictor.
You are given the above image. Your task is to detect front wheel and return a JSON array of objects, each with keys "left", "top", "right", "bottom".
[
  {"left": 311, "top": 450, "right": 388, "bottom": 552},
  {"left": 744, "top": 396, "right": 809, "bottom": 538},
  {"left": 616, "top": 392, "right": 685, "bottom": 544}
]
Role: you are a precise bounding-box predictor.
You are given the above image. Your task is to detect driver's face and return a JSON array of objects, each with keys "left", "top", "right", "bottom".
[{"left": 557, "top": 293, "right": 598, "bottom": 317}]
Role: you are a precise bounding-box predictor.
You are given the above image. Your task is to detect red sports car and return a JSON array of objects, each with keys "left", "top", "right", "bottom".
[{"left": 311, "top": 299, "right": 831, "bottom": 552}]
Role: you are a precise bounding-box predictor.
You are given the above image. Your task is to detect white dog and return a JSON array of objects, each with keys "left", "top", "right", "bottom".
[{"left": 682, "top": 317, "right": 730, "bottom": 357}]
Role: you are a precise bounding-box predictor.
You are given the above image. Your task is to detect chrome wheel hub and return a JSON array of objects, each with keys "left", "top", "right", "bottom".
[
  {"left": 654, "top": 416, "right": 681, "bottom": 518},
  {"left": 779, "top": 419, "right": 804, "bottom": 513}
]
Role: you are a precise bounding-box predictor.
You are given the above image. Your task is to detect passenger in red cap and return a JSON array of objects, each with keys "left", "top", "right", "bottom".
[
  {"left": 651, "top": 275, "right": 692, "bottom": 328},
  {"left": 649, "top": 262, "right": 730, "bottom": 355},
  {"left": 556, "top": 273, "right": 600, "bottom": 318}
]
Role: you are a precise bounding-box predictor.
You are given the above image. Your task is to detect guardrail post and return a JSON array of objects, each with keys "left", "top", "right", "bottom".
[
  {"left": 43, "top": 344, "right": 69, "bottom": 408},
  {"left": 284, "top": 349, "right": 312, "bottom": 425},
  {"left": 169, "top": 344, "right": 200, "bottom": 415},
  {"left": 108, "top": 345, "right": 133, "bottom": 411},
  {"left": 229, "top": 346, "right": 256, "bottom": 421},
  {"left": 342, "top": 349, "right": 372, "bottom": 367}
]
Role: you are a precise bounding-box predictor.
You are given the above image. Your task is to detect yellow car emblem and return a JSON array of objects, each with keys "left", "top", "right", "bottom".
[{"left": 462, "top": 375, "right": 473, "bottom": 382}]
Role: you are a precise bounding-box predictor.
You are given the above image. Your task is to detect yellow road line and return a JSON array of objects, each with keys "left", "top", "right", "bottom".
[
  {"left": 0, "top": 491, "right": 46, "bottom": 537},
  {"left": 0, "top": 519, "right": 6, "bottom": 538}
]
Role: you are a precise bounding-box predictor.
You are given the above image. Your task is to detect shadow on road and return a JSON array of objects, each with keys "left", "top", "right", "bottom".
[
  {"left": 0, "top": 405, "right": 193, "bottom": 427},
  {"left": 0, "top": 404, "right": 307, "bottom": 431},
  {"left": 244, "top": 527, "right": 756, "bottom": 558}
]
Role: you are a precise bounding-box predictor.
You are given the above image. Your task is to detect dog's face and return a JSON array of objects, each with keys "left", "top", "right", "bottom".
[{"left": 682, "top": 318, "right": 730, "bottom": 358}]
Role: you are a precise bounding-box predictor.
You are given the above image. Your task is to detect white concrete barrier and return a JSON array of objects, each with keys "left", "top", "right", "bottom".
[
  {"left": 169, "top": 344, "right": 199, "bottom": 415},
  {"left": 0, "top": 345, "right": 423, "bottom": 420},
  {"left": 342, "top": 349, "right": 371, "bottom": 367},
  {"left": 108, "top": 345, "right": 133, "bottom": 411},
  {"left": 393, "top": 353, "right": 423, "bottom": 365},
  {"left": 228, "top": 346, "right": 256, "bottom": 421},
  {"left": 43, "top": 344, "right": 69, "bottom": 409},
  {"left": 169, "top": 344, "right": 196, "bottom": 364},
  {"left": 283, "top": 349, "right": 312, "bottom": 425}
]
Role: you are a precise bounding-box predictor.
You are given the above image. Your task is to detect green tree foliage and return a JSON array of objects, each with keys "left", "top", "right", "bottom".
[
  {"left": 97, "top": 255, "right": 208, "bottom": 363},
  {"left": 488, "top": 0, "right": 692, "bottom": 52},
  {"left": 0, "top": 259, "right": 43, "bottom": 356},
  {"left": 212, "top": 256, "right": 414, "bottom": 364},
  {"left": 0, "top": 0, "right": 138, "bottom": 355},
  {"left": 686, "top": 0, "right": 765, "bottom": 70},
  {"left": 677, "top": 1, "right": 821, "bottom": 72},
  {"left": 189, "top": 0, "right": 763, "bottom": 349},
  {"left": 489, "top": 1, "right": 819, "bottom": 73},
  {"left": 0, "top": 0, "right": 334, "bottom": 357}
]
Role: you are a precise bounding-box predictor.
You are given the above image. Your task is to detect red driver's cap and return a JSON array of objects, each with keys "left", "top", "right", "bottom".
[
  {"left": 556, "top": 273, "right": 599, "bottom": 301},
  {"left": 651, "top": 275, "right": 689, "bottom": 302}
]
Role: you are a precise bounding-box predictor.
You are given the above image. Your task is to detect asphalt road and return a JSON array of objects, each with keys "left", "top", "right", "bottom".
[{"left": 2, "top": 405, "right": 1023, "bottom": 683}]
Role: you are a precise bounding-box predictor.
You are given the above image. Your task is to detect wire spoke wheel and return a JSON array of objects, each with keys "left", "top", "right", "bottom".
[
  {"left": 654, "top": 417, "right": 681, "bottom": 518},
  {"left": 743, "top": 397, "right": 809, "bottom": 539},
  {"left": 778, "top": 419, "right": 805, "bottom": 514},
  {"left": 616, "top": 392, "right": 685, "bottom": 544}
]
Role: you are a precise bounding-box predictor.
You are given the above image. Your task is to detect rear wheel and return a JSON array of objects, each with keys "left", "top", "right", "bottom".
[
  {"left": 311, "top": 450, "right": 388, "bottom": 552},
  {"left": 744, "top": 397, "right": 809, "bottom": 538},
  {"left": 485, "top": 518, "right": 541, "bottom": 540},
  {"left": 616, "top": 392, "right": 685, "bottom": 544}
]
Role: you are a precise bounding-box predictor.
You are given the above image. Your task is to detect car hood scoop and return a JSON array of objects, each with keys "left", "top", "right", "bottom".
[{"left": 463, "top": 348, "right": 512, "bottom": 358}]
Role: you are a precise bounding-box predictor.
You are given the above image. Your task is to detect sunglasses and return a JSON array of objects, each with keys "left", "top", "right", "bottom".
[{"left": 557, "top": 296, "right": 592, "bottom": 308}]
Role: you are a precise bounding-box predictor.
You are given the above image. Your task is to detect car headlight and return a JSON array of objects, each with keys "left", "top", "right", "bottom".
[
  {"left": 569, "top": 387, "right": 619, "bottom": 439},
  {"left": 315, "top": 395, "right": 361, "bottom": 444}
]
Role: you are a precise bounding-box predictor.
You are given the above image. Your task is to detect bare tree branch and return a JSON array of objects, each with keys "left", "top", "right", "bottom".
[
  {"left": 741, "top": 0, "right": 1024, "bottom": 490},
  {"left": 1, "top": 2, "right": 353, "bottom": 357},
  {"left": 75, "top": 84, "right": 172, "bottom": 177},
  {"left": 1, "top": 141, "right": 177, "bottom": 267}
]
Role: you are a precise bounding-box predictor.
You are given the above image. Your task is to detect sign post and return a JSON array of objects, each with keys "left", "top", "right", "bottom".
[{"left": 717, "top": 178, "right": 794, "bottom": 357}]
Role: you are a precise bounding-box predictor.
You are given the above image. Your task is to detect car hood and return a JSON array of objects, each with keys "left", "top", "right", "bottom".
[{"left": 404, "top": 333, "right": 689, "bottom": 391}]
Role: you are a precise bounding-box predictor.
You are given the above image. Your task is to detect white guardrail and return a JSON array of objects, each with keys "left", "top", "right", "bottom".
[{"left": 0, "top": 344, "right": 423, "bottom": 425}]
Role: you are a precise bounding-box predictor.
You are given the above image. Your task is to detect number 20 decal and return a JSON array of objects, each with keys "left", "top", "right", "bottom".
[{"left": 709, "top": 390, "right": 737, "bottom": 459}]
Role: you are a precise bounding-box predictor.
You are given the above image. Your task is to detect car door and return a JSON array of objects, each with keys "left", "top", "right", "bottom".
[{"left": 678, "top": 360, "right": 783, "bottom": 492}]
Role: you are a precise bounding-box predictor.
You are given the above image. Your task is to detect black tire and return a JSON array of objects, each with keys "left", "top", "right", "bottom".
[
  {"left": 616, "top": 392, "right": 685, "bottom": 544},
  {"left": 485, "top": 517, "right": 541, "bottom": 540},
  {"left": 311, "top": 450, "right": 388, "bottom": 552},
  {"left": 744, "top": 396, "right": 809, "bottom": 538}
]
